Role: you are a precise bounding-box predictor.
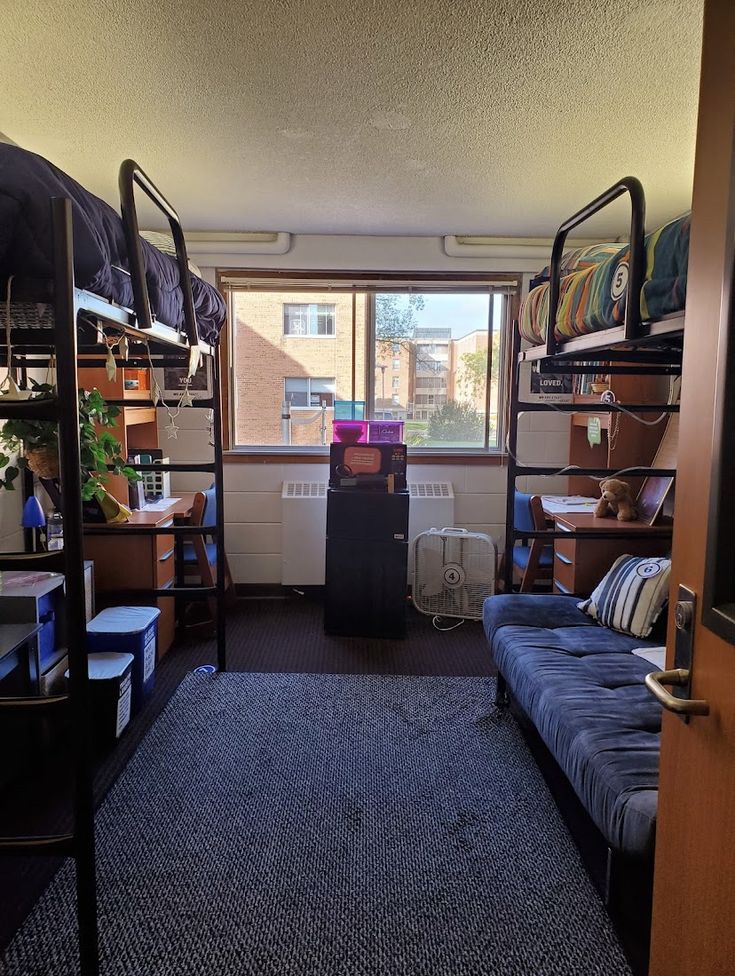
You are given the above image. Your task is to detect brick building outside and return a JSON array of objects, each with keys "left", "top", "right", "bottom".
[{"left": 232, "top": 291, "right": 495, "bottom": 447}]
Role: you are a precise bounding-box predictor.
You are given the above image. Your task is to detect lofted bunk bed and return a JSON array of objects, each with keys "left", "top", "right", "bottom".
[
  {"left": 0, "top": 144, "right": 228, "bottom": 976},
  {"left": 517, "top": 176, "right": 688, "bottom": 365},
  {"left": 504, "top": 176, "right": 684, "bottom": 595},
  {"left": 496, "top": 177, "right": 686, "bottom": 973}
]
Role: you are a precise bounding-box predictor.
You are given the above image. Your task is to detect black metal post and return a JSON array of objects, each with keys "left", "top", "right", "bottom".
[
  {"left": 52, "top": 197, "right": 99, "bottom": 976},
  {"left": 546, "top": 177, "right": 646, "bottom": 356},
  {"left": 503, "top": 325, "right": 522, "bottom": 593},
  {"left": 211, "top": 349, "right": 227, "bottom": 672}
]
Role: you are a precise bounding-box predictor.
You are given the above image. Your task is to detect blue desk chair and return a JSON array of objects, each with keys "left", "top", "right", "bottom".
[
  {"left": 510, "top": 492, "right": 553, "bottom": 592},
  {"left": 182, "top": 486, "right": 232, "bottom": 618}
]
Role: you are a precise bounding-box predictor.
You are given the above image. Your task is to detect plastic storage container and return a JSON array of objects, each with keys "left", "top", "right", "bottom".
[
  {"left": 46, "top": 510, "right": 63, "bottom": 550},
  {"left": 65, "top": 652, "right": 134, "bottom": 746},
  {"left": 333, "top": 400, "right": 366, "bottom": 421},
  {"left": 86, "top": 606, "right": 160, "bottom": 713},
  {"left": 332, "top": 420, "right": 368, "bottom": 444},
  {"left": 367, "top": 420, "right": 405, "bottom": 443}
]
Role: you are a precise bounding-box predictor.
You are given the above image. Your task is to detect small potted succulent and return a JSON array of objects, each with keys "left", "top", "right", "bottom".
[{"left": 0, "top": 382, "right": 139, "bottom": 501}]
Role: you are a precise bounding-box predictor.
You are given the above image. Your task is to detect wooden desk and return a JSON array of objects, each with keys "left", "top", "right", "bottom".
[
  {"left": 553, "top": 513, "right": 673, "bottom": 597},
  {"left": 84, "top": 494, "right": 195, "bottom": 657}
]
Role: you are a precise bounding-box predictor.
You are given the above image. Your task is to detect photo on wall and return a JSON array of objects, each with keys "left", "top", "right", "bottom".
[{"left": 157, "top": 359, "right": 213, "bottom": 400}]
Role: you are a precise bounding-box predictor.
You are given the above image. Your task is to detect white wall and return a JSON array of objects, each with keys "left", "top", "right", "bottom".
[
  {"left": 161, "top": 406, "right": 570, "bottom": 585},
  {"left": 160, "top": 227, "right": 572, "bottom": 584}
]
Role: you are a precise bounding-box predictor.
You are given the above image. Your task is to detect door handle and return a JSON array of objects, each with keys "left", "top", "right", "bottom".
[{"left": 645, "top": 668, "right": 710, "bottom": 716}]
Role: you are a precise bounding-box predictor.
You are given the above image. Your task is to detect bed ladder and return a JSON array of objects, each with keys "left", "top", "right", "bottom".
[{"left": 0, "top": 198, "right": 99, "bottom": 975}]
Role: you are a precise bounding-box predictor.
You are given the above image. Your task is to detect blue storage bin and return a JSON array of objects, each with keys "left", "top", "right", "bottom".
[
  {"left": 36, "top": 590, "right": 58, "bottom": 670},
  {"left": 86, "top": 606, "right": 160, "bottom": 713},
  {"left": 333, "top": 400, "right": 365, "bottom": 420}
]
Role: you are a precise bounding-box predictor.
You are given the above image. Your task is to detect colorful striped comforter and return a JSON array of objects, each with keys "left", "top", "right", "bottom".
[{"left": 519, "top": 214, "right": 690, "bottom": 345}]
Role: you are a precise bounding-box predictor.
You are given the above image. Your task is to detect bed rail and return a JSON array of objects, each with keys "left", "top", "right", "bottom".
[
  {"left": 118, "top": 159, "right": 200, "bottom": 349},
  {"left": 546, "top": 176, "right": 646, "bottom": 357}
]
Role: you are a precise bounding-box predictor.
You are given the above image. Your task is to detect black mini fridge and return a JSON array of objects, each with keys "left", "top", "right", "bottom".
[{"left": 324, "top": 489, "right": 409, "bottom": 638}]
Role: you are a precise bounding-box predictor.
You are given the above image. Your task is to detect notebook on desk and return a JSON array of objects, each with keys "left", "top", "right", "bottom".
[{"left": 541, "top": 495, "right": 598, "bottom": 515}]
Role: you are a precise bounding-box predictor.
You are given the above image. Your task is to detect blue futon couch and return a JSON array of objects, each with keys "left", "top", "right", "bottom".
[{"left": 483, "top": 594, "right": 663, "bottom": 860}]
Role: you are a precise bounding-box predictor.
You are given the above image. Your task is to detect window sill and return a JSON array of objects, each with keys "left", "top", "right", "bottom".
[{"left": 224, "top": 450, "right": 507, "bottom": 466}]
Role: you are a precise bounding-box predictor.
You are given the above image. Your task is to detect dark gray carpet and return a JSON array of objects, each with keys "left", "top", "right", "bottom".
[{"left": 1, "top": 673, "right": 631, "bottom": 976}]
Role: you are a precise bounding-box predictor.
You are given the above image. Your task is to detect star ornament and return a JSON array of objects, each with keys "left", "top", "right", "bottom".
[
  {"left": 165, "top": 421, "right": 179, "bottom": 440},
  {"left": 105, "top": 346, "right": 117, "bottom": 382},
  {"left": 179, "top": 385, "right": 194, "bottom": 408}
]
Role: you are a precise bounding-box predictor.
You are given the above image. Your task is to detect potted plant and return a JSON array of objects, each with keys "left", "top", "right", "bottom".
[{"left": 0, "top": 382, "right": 139, "bottom": 501}]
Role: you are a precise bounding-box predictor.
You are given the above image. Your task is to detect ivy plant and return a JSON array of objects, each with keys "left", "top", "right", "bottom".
[{"left": 0, "top": 381, "right": 140, "bottom": 500}]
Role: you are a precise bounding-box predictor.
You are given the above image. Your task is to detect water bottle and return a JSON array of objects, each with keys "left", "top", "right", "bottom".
[{"left": 46, "top": 510, "right": 64, "bottom": 550}]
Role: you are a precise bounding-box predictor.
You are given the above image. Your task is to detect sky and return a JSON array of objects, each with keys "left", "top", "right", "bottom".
[{"left": 402, "top": 292, "right": 500, "bottom": 339}]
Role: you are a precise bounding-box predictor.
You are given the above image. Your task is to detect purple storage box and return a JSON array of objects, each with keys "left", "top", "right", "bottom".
[
  {"left": 332, "top": 420, "right": 368, "bottom": 445},
  {"left": 368, "top": 420, "right": 405, "bottom": 443}
]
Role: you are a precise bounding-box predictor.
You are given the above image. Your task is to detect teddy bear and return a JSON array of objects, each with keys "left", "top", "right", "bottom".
[{"left": 594, "top": 478, "right": 638, "bottom": 521}]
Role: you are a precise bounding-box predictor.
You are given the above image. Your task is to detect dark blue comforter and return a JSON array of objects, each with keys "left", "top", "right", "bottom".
[{"left": 0, "top": 144, "right": 225, "bottom": 345}]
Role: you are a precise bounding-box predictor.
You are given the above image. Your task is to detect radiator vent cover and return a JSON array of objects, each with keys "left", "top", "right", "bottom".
[
  {"left": 407, "top": 482, "right": 456, "bottom": 583},
  {"left": 409, "top": 482, "right": 454, "bottom": 499},
  {"left": 281, "top": 482, "right": 328, "bottom": 585},
  {"left": 282, "top": 482, "right": 327, "bottom": 499}
]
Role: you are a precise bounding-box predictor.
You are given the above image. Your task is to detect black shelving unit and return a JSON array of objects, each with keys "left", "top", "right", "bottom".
[{"left": 0, "top": 163, "right": 227, "bottom": 975}]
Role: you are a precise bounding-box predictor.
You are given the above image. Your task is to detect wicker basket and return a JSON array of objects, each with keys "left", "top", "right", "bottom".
[{"left": 25, "top": 446, "right": 60, "bottom": 480}]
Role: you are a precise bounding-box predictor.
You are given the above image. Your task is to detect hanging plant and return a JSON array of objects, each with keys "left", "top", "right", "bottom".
[{"left": 0, "top": 382, "right": 140, "bottom": 500}]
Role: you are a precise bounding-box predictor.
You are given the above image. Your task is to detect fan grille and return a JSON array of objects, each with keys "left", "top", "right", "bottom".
[{"left": 412, "top": 529, "right": 496, "bottom": 620}]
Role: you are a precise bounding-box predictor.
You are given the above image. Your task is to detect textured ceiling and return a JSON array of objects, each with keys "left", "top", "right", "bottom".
[{"left": 2, "top": 0, "right": 703, "bottom": 237}]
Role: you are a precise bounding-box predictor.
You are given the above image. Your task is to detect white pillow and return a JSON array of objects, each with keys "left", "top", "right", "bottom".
[
  {"left": 632, "top": 646, "right": 666, "bottom": 668},
  {"left": 578, "top": 555, "right": 671, "bottom": 639}
]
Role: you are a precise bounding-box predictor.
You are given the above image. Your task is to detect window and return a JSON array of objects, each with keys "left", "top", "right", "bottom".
[
  {"left": 225, "top": 277, "right": 512, "bottom": 452},
  {"left": 283, "top": 303, "right": 336, "bottom": 336},
  {"left": 284, "top": 377, "right": 336, "bottom": 408},
  {"left": 374, "top": 291, "right": 506, "bottom": 449}
]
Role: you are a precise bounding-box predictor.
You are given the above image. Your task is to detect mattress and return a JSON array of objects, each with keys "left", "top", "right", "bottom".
[
  {"left": 520, "top": 214, "right": 690, "bottom": 346},
  {"left": 0, "top": 144, "right": 226, "bottom": 345},
  {"left": 483, "top": 594, "right": 662, "bottom": 858}
]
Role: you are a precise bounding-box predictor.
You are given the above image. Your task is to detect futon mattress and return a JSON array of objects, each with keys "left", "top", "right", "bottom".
[
  {"left": 519, "top": 214, "right": 690, "bottom": 345},
  {"left": 0, "top": 144, "right": 226, "bottom": 345},
  {"left": 483, "top": 594, "right": 662, "bottom": 858}
]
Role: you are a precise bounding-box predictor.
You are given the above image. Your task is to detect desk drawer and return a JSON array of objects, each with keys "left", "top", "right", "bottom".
[
  {"left": 554, "top": 534, "right": 577, "bottom": 564},
  {"left": 156, "top": 543, "right": 176, "bottom": 586},
  {"left": 553, "top": 551, "right": 576, "bottom": 593},
  {"left": 156, "top": 521, "right": 175, "bottom": 559}
]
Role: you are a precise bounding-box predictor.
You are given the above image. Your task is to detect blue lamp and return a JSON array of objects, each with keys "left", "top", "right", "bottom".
[
  {"left": 22, "top": 496, "right": 46, "bottom": 551},
  {"left": 22, "top": 496, "right": 46, "bottom": 529}
]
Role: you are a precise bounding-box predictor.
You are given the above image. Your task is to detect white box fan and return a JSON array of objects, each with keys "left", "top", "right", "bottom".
[{"left": 412, "top": 528, "right": 496, "bottom": 621}]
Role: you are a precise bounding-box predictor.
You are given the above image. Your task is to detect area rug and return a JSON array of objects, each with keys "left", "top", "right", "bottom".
[{"left": 1, "top": 673, "right": 631, "bottom": 975}]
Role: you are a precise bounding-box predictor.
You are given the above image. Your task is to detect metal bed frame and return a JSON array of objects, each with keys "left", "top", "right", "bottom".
[
  {"left": 0, "top": 162, "right": 227, "bottom": 976},
  {"left": 502, "top": 176, "right": 684, "bottom": 629},
  {"left": 520, "top": 176, "right": 685, "bottom": 368}
]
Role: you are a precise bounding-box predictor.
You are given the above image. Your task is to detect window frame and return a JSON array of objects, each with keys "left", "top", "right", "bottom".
[
  {"left": 284, "top": 376, "right": 336, "bottom": 410},
  {"left": 282, "top": 302, "right": 337, "bottom": 337},
  {"left": 218, "top": 270, "right": 519, "bottom": 463}
]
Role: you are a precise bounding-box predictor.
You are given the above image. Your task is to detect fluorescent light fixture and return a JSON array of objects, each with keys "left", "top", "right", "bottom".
[
  {"left": 443, "top": 234, "right": 625, "bottom": 259},
  {"left": 185, "top": 231, "right": 291, "bottom": 255}
]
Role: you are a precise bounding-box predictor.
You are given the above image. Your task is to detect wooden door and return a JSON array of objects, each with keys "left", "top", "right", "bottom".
[{"left": 649, "top": 3, "right": 735, "bottom": 974}]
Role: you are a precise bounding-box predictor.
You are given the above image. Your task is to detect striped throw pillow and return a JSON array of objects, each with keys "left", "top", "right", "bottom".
[{"left": 578, "top": 555, "right": 671, "bottom": 638}]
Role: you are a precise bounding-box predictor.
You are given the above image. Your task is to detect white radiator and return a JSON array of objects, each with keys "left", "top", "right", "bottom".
[
  {"left": 281, "top": 482, "right": 328, "bottom": 585},
  {"left": 407, "top": 482, "right": 455, "bottom": 580}
]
